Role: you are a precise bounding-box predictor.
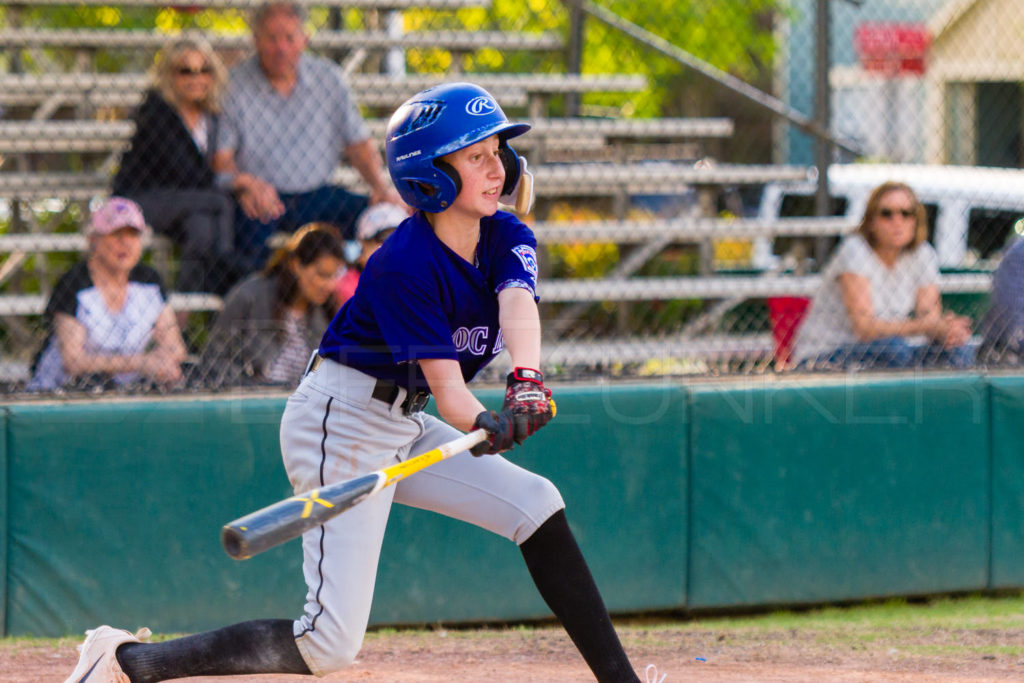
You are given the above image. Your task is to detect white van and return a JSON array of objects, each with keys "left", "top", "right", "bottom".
[{"left": 754, "top": 164, "right": 1024, "bottom": 271}]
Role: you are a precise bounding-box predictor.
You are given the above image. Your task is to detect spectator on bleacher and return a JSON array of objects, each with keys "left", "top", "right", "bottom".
[
  {"left": 791, "top": 181, "right": 974, "bottom": 370},
  {"left": 27, "top": 198, "right": 187, "bottom": 392},
  {"left": 212, "top": 1, "right": 405, "bottom": 276},
  {"left": 112, "top": 37, "right": 236, "bottom": 297},
  {"left": 200, "top": 222, "right": 344, "bottom": 387},
  {"left": 335, "top": 202, "right": 407, "bottom": 306},
  {"left": 977, "top": 237, "right": 1024, "bottom": 365}
]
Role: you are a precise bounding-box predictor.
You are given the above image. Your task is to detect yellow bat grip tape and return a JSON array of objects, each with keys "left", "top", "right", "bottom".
[{"left": 380, "top": 448, "right": 446, "bottom": 487}]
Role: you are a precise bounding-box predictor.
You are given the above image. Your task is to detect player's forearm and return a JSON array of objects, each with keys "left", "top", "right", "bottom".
[
  {"left": 498, "top": 288, "right": 541, "bottom": 369},
  {"left": 420, "top": 358, "right": 488, "bottom": 431},
  {"left": 433, "top": 384, "right": 487, "bottom": 432}
]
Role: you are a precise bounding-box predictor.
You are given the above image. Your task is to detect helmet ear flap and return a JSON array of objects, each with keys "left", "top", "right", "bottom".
[
  {"left": 498, "top": 143, "right": 521, "bottom": 196},
  {"left": 433, "top": 158, "right": 462, "bottom": 209},
  {"left": 401, "top": 162, "right": 460, "bottom": 212}
]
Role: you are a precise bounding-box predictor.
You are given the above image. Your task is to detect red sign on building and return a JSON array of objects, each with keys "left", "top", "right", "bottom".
[{"left": 854, "top": 22, "right": 932, "bottom": 76}]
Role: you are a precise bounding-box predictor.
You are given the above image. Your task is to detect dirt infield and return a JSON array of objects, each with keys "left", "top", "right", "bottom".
[{"left": 7, "top": 617, "right": 1024, "bottom": 682}]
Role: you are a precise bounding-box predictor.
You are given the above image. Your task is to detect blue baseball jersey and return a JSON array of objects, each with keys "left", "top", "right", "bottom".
[{"left": 319, "top": 210, "right": 540, "bottom": 392}]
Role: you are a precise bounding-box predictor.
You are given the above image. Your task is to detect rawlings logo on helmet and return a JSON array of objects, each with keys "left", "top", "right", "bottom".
[{"left": 466, "top": 96, "right": 497, "bottom": 116}]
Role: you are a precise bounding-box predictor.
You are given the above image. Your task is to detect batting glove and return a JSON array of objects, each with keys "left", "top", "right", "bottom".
[
  {"left": 470, "top": 410, "right": 517, "bottom": 456},
  {"left": 503, "top": 367, "right": 554, "bottom": 443}
]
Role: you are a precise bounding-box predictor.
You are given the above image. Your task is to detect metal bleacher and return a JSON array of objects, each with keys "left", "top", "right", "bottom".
[
  {"left": 0, "top": 27, "right": 566, "bottom": 57},
  {"left": 0, "top": 0, "right": 887, "bottom": 378}
]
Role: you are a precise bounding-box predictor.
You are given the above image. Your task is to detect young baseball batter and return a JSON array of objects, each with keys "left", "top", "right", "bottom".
[{"left": 66, "top": 82, "right": 661, "bottom": 683}]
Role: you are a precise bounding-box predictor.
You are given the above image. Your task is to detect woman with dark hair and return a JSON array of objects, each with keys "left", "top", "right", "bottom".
[
  {"left": 113, "top": 37, "right": 236, "bottom": 296},
  {"left": 200, "top": 222, "right": 344, "bottom": 386},
  {"left": 792, "top": 181, "right": 974, "bottom": 369}
]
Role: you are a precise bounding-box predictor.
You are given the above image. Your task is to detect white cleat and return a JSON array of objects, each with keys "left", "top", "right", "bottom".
[
  {"left": 644, "top": 663, "right": 667, "bottom": 683},
  {"left": 64, "top": 625, "right": 151, "bottom": 683}
]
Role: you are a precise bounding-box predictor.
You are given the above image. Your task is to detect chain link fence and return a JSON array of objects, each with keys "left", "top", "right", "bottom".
[{"left": 0, "top": 0, "right": 1021, "bottom": 398}]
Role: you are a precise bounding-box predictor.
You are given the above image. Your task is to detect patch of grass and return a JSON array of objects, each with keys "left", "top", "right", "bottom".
[
  {"left": 607, "top": 593, "right": 1024, "bottom": 660},
  {"left": 668, "top": 593, "right": 1024, "bottom": 632}
]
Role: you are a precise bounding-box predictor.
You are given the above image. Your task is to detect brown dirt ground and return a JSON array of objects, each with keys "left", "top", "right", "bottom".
[{"left": 7, "top": 621, "right": 1024, "bottom": 682}]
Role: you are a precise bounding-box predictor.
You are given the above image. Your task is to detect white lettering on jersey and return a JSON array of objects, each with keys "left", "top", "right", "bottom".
[
  {"left": 451, "top": 327, "right": 468, "bottom": 351},
  {"left": 494, "top": 328, "right": 504, "bottom": 354},
  {"left": 452, "top": 326, "right": 490, "bottom": 355},
  {"left": 511, "top": 244, "right": 538, "bottom": 279}
]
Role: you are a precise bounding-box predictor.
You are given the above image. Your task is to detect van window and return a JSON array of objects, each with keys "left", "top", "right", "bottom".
[
  {"left": 773, "top": 193, "right": 849, "bottom": 265},
  {"left": 967, "top": 207, "right": 1024, "bottom": 259},
  {"left": 779, "top": 193, "right": 848, "bottom": 217},
  {"left": 921, "top": 203, "right": 939, "bottom": 245}
]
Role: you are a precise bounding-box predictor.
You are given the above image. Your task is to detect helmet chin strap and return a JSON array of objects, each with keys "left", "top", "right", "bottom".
[{"left": 499, "top": 157, "right": 535, "bottom": 215}]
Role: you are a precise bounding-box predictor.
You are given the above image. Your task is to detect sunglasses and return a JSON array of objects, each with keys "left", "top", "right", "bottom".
[
  {"left": 878, "top": 207, "right": 915, "bottom": 219},
  {"left": 175, "top": 65, "right": 213, "bottom": 76}
]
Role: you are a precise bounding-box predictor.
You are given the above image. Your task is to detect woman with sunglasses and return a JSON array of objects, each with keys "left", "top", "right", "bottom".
[
  {"left": 792, "top": 181, "right": 974, "bottom": 369},
  {"left": 113, "top": 38, "right": 237, "bottom": 300}
]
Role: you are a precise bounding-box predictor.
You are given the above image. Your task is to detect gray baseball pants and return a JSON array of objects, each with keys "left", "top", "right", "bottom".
[{"left": 280, "top": 357, "right": 565, "bottom": 676}]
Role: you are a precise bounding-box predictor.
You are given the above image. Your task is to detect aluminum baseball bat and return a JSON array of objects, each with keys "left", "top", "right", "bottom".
[{"left": 221, "top": 428, "right": 488, "bottom": 560}]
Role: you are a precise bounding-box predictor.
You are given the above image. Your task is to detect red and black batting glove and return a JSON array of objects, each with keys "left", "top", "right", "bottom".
[
  {"left": 503, "top": 367, "right": 555, "bottom": 444},
  {"left": 470, "top": 409, "right": 517, "bottom": 456}
]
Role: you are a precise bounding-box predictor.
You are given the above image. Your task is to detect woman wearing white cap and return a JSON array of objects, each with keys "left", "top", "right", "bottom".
[{"left": 27, "top": 197, "right": 187, "bottom": 392}]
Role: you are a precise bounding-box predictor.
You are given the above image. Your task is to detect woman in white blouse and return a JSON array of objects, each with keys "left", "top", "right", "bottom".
[
  {"left": 792, "top": 181, "right": 974, "bottom": 369},
  {"left": 29, "top": 198, "right": 186, "bottom": 391}
]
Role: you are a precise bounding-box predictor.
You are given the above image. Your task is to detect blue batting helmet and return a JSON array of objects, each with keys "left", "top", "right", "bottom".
[{"left": 385, "top": 82, "right": 531, "bottom": 213}]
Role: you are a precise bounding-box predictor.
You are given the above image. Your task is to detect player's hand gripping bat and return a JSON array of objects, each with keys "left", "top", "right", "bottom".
[{"left": 221, "top": 428, "right": 488, "bottom": 560}]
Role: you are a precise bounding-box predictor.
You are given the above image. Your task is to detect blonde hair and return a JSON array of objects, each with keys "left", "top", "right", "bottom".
[
  {"left": 151, "top": 37, "right": 229, "bottom": 114},
  {"left": 857, "top": 181, "right": 929, "bottom": 252}
]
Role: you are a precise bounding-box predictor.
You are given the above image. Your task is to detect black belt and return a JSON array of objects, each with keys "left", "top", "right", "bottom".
[
  {"left": 370, "top": 379, "right": 430, "bottom": 415},
  {"left": 308, "top": 355, "right": 429, "bottom": 415}
]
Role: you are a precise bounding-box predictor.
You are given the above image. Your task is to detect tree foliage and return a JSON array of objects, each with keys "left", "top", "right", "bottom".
[
  {"left": 2, "top": 0, "right": 784, "bottom": 119},
  {"left": 406, "top": 0, "right": 785, "bottom": 118}
]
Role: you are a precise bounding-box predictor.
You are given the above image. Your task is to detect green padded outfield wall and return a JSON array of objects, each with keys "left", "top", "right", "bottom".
[
  {"left": 4, "top": 398, "right": 304, "bottom": 636},
  {"left": 687, "top": 375, "right": 991, "bottom": 608},
  {"left": 1, "top": 384, "right": 688, "bottom": 636},
  {"left": 370, "top": 383, "right": 689, "bottom": 625},
  {"left": 0, "top": 407, "right": 7, "bottom": 636},
  {"left": 2, "top": 376, "right": 1022, "bottom": 637},
  {"left": 989, "top": 376, "right": 1024, "bottom": 588}
]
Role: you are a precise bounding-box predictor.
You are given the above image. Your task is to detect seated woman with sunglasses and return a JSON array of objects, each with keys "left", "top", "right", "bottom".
[
  {"left": 791, "top": 181, "right": 974, "bottom": 370},
  {"left": 113, "top": 38, "right": 237, "bottom": 298}
]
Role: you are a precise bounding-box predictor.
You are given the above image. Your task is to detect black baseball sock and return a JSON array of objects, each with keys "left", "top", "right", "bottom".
[
  {"left": 117, "top": 618, "right": 310, "bottom": 683},
  {"left": 520, "top": 510, "right": 640, "bottom": 683}
]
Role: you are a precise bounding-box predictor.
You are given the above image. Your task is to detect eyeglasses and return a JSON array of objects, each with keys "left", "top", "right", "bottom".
[
  {"left": 175, "top": 65, "right": 213, "bottom": 76},
  {"left": 878, "top": 207, "right": 915, "bottom": 219}
]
